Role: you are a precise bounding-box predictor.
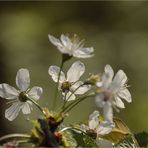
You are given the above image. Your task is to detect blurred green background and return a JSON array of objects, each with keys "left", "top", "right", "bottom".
[{"left": 0, "top": 1, "right": 148, "bottom": 136}]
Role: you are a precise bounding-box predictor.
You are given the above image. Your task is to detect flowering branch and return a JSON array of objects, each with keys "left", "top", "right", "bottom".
[{"left": 0, "top": 33, "right": 138, "bottom": 148}]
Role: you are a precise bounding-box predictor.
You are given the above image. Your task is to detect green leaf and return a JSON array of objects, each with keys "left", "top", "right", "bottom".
[
  {"left": 114, "top": 135, "right": 139, "bottom": 148},
  {"left": 70, "top": 129, "right": 98, "bottom": 147},
  {"left": 101, "top": 118, "right": 130, "bottom": 144},
  {"left": 101, "top": 118, "right": 139, "bottom": 147},
  {"left": 135, "top": 132, "right": 148, "bottom": 147}
]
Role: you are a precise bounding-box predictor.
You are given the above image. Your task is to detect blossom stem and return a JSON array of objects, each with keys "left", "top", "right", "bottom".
[
  {"left": 63, "top": 93, "right": 95, "bottom": 113},
  {"left": 27, "top": 97, "right": 46, "bottom": 116},
  {"left": 60, "top": 83, "right": 85, "bottom": 113},
  {"left": 62, "top": 92, "right": 68, "bottom": 110},
  {"left": 60, "top": 126, "right": 87, "bottom": 135},
  {"left": 0, "top": 134, "right": 31, "bottom": 145},
  {"left": 67, "top": 83, "right": 84, "bottom": 101},
  {"left": 53, "top": 55, "right": 64, "bottom": 110}
]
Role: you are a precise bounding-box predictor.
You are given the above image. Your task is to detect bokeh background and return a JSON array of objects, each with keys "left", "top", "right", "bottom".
[{"left": 0, "top": 1, "right": 148, "bottom": 136}]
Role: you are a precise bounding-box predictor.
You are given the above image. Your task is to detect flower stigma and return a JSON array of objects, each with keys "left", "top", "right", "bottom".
[
  {"left": 61, "top": 81, "right": 72, "bottom": 92},
  {"left": 18, "top": 92, "right": 28, "bottom": 102}
]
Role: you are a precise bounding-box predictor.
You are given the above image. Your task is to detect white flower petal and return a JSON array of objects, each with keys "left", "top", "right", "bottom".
[
  {"left": 67, "top": 61, "right": 85, "bottom": 82},
  {"left": 48, "top": 34, "right": 63, "bottom": 48},
  {"left": 89, "top": 110, "right": 99, "bottom": 130},
  {"left": 73, "top": 47, "right": 94, "bottom": 58},
  {"left": 96, "top": 121, "right": 115, "bottom": 135},
  {"left": 114, "top": 96, "right": 125, "bottom": 108},
  {"left": 22, "top": 102, "right": 32, "bottom": 114},
  {"left": 62, "top": 91, "right": 76, "bottom": 101},
  {"left": 49, "top": 34, "right": 68, "bottom": 54},
  {"left": 71, "top": 81, "right": 91, "bottom": 95},
  {"left": 96, "top": 81, "right": 103, "bottom": 87},
  {"left": 16, "top": 68, "right": 30, "bottom": 91},
  {"left": 61, "top": 34, "right": 72, "bottom": 47},
  {"left": 48, "top": 66, "right": 65, "bottom": 83},
  {"left": 5, "top": 102, "right": 23, "bottom": 121},
  {"left": 118, "top": 88, "right": 132, "bottom": 103},
  {"left": 0, "top": 83, "right": 19, "bottom": 99},
  {"left": 102, "top": 64, "right": 114, "bottom": 89},
  {"left": 103, "top": 102, "right": 113, "bottom": 122},
  {"left": 28, "top": 87, "right": 43, "bottom": 100},
  {"left": 95, "top": 93, "right": 105, "bottom": 108},
  {"left": 111, "top": 70, "right": 127, "bottom": 92}
]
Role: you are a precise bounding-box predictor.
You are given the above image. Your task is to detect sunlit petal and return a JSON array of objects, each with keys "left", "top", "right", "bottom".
[
  {"left": 73, "top": 47, "right": 94, "bottom": 58},
  {"left": 28, "top": 87, "right": 43, "bottom": 100},
  {"left": 48, "top": 66, "right": 65, "bottom": 83},
  {"left": 71, "top": 81, "right": 91, "bottom": 95},
  {"left": 111, "top": 70, "right": 127, "bottom": 92},
  {"left": 96, "top": 121, "right": 115, "bottom": 135},
  {"left": 62, "top": 91, "right": 76, "bottom": 101},
  {"left": 0, "top": 83, "right": 19, "bottom": 99},
  {"left": 114, "top": 96, "right": 125, "bottom": 108},
  {"left": 102, "top": 64, "right": 114, "bottom": 89},
  {"left": 67, "top": 61, "right": 85, "bottom": 82},
  {"left": 22, "top": 102, "right": 32, "bottom": 114},
  {"left": 16, "top": 68, "right": 30, "bottom": 91},
  {"left": 5, "top": 102, "right": 23, "bottom": 121},
  {"left": 89, "top": 110, "right": 99, "bottom": 130},
  {"left": 118, "top": 88, "right": 132, "bottom": 103}
]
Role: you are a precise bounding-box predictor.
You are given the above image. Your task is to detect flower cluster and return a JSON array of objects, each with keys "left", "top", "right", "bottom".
[{"left": 0, "top": 34, "right": 134, "bottom": 147}]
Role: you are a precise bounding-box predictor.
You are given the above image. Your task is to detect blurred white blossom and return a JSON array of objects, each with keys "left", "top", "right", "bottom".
[
  {"left": 48, "top": 34, "right": 94, "bottom": 58},
  {"left": 96, "top": 64, "right": 132, "bottom": 122},
  {"left": 0, "top": 68, "right": 43, "bottom": 121},
  {"left": 48, "top": 61, "right": 91, "bottom": 101},
  {"left": 81, "top": 110, "right": 114, "bottom": 136}
]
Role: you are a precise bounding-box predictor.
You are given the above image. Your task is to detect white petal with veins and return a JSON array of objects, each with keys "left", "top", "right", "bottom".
[
  {"left": 22, "top": 102, "right": 32, "bottom": 114},
  {"left": 111, "top": 70, "right": 127, "bottom": 93},
  {"left": 96, "top": 121, "right": 115, "bottom": 135},
  {"left": 73, "top": 47, "right": 94, "bottom": 58},
  {"left": 118, "top": 88, "right": 132, "bottom": 103},
  {"left": 5, "top": 102, "right": 23, "bottom": 121},
  {"left": 28, "top": 87, "right": 43, "bottom": 100},
  {"left": 61, "top": 34, "right": 72, "bottom": 48},
  {"left": 67, "top": 61, "right": 85, "bottom": 82},
  {"left": 0, "top": 84, "right": 19, "bottom": 99},
  {"left": 63, "top": 91, "right": 76, "bottom": 101},
  {"left": 114, "top": 96, "right": 125, "bottom": 108},
  {"left": 71, "top": 81, "right": 91, "bottom": 95},
  {"left": 89, "top": 110, "right": 99, "bottom": 130},
  {"left": 48, "top": 66, "right": 65, "bottom": 83},
  {"left": 102, "top": 64, "right": 114, "bottom": 89},
  {"left": 16, "top": 68, "right": 30, "bottom": 91}
]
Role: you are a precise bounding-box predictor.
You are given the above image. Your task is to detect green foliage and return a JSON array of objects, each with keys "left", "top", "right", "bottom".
[
  {"left": 102, "top": 118, "right": 131, "bottom": 144},
  {"left": 70, "top": 129, "right": 98, "bottom": 147},
  {"left": 114, "top": 135, "right": 138, "bottom": 148},
  {"left": 102, "top": 118, "right": 139, "bottom": 147},
  {"left": 135, "top": 132, "right": 148, "bottom": 147}
]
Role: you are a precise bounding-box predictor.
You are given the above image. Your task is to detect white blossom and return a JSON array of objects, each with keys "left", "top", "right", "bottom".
[
  {"left": 48, "top": 34, "right": 94, "bottom": 58},
  {"left": 81, "top": 110, "right": 114, "bottom": 136},
  {"left": 0, "top": 68, "right": 43, "bottom": 121},
  {"left": 96, "top": 64, "right": 132, "bottom": 122},
  {"left": 48, "top": 61, "right": 91, "bottom": 101}
]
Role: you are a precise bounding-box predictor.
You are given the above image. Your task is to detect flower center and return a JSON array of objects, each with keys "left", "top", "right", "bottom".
[
  {"left": 61, "top": 81, "right": 72, "bottom": 92},
  {"left": 103, "top": 90, "right": 112, "bottom": 102},
  {"left": 86, "top": 129, "right": 97, "bottom": 139},
  {"left": 19, "top": 92, "right": 28, "bottom": 102}
]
